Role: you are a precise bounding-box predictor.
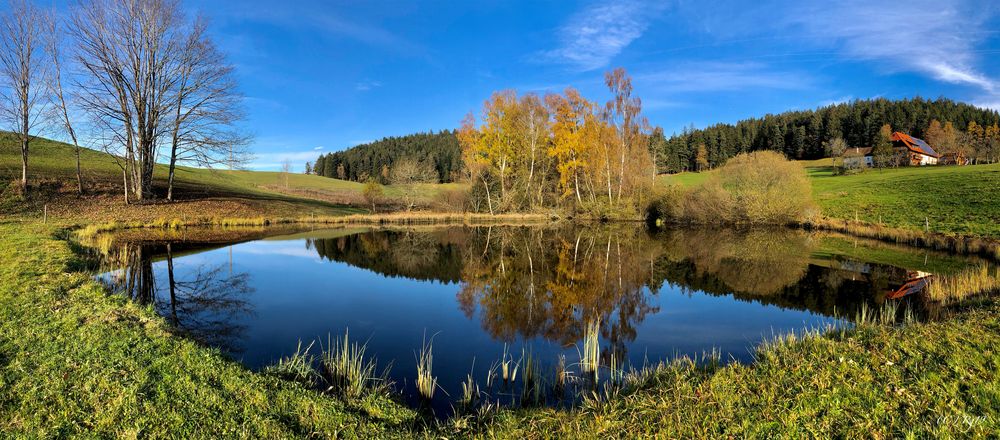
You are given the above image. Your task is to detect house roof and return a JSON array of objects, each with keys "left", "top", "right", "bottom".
[
  {"left": 891, "top": 132, "right": 941, "bottom": 158},
  {"left": 842, "top": 147, "right": 872, "bottom": 157}
]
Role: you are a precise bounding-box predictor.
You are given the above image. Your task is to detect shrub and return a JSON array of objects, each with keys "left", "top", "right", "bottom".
[
  {"left": 434, "top": 188, "right": 469, "bottom": 212},
  {"left": 674, "top": 151, "right": 815, "bottom": 225}
]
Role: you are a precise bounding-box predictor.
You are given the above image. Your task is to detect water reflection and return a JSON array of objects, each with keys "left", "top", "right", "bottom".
[
  {"left": 92, "top": 224, "right": 976, "bottom": 411},
  {"left": 100, "top": 243, "right": 255, "bottom": 352}
]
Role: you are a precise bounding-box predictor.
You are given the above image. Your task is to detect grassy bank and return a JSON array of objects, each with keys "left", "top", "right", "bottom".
[{"left": 2, "top": 220, "right": 1000, "bottom": 438}]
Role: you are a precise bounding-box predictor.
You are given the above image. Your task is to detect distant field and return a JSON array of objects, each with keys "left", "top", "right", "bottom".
[{"left": 659, "top": 159, "right": 1000, "bottom": 238}]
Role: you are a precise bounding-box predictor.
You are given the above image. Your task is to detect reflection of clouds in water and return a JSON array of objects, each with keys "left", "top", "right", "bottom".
[{"left": 233, "top": 241, "right": 320, "bottom": 260}]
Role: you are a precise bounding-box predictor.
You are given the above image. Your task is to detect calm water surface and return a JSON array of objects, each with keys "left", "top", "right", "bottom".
[{"left": 95, "top": 224, "right": 976, "bottom": 412}]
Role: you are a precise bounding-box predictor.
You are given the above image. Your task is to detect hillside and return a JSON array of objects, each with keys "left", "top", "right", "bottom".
[
  {"left": 0, "top": 133, "right": 405, "bottom": 222},
  {"left": 660, "top": 161, "right": 1000, "bottom": 238}
]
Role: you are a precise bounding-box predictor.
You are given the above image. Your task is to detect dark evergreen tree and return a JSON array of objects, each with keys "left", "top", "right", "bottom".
[
  {"left": 313, "top": 130, "right": 462, "bottom": 183},
  {"left": 649, "top": 97, "right": 1000, "bottom": 173}
]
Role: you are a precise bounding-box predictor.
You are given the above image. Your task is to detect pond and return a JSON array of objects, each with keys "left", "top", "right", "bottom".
[{"left": 91, "top": 224, "right": 982, "bottom": 414}]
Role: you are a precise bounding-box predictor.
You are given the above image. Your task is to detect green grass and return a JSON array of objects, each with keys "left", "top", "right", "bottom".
[
  {"left": 807, "top": 163, "right": 1000, "bottom": 238},
  {"left": 660, "top": 159, "right": 1000, "bottom": 238}
]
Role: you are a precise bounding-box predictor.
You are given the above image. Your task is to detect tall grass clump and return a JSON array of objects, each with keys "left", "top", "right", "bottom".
[
  {"left": 670, "top": 151, "right": 816, "bottom": 225},
  {"left": 263, "top": 340, "right": 317, "bottom": 386},
  {"left": 927, "top": 264, "right": 1000, "bottom": 303},
  {"left": 319, "top": 330, "right": 391, "bottom": 399},
  {"left": 579, "top": 319, "right": 601, "bottom": 382},
  {"left": 416, "top": 333, "right": 438, "bottom": 401}
]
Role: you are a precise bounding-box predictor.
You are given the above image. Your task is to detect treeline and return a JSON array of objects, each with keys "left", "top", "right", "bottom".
[
  {"left": 310, "top": 131, "right": 461, "bottom": 183},
  {"left": 653, "top": 97, "right": 1000, "bottom": 172}
]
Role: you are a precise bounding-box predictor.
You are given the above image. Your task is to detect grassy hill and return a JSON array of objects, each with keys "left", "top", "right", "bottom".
[
  {"left": 659, "top": 159, "right": 1000, "bottom": 238},
  {"left": 0, "top": 133, "right": 460, "bottom": 223}
]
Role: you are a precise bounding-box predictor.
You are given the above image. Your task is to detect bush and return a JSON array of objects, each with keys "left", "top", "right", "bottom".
[
  {"left": 672, "top": 151, "right": 815, "bottom": 225},
  {"left": 434, "top": 188, "right": 469, "bottom": 212}
]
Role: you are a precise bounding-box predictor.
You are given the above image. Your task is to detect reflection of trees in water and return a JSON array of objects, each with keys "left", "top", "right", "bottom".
[
  {"left": 657, "top": 228, "right": 812, "bottom": 296},
  {"left": 309, "top": 230, "right": 465, "bottom": 283},
  {"left": 100, "top": 243, "right": 254, "bottom": 353},
  {"left": 304, "top": 226, "right": 923, "bottom": 351},
  {"left": 457, "top": 226, "right": 662, "bottom": 355}
]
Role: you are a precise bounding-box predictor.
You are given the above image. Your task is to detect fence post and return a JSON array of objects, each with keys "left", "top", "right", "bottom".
[
  {"left": 925, "top": 217, "right": 929, "bottom": 233},
  {"left": 43, "top": 204, "right": 47, "bottom": 224}
]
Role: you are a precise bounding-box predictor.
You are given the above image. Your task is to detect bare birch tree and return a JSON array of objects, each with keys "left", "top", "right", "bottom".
[
  {"left": 0, "top": 0, "right": 50, "bottom": 193},
  {"left": 604, "top": 68, "right": 646, "bottom": 204},
  {"left": 165, "top": 16, "right": 249, "bottom": 201},
  {"left": 70, "top": 0, "right": 186, "bottom": 202},
  {"left": 45, "top": 10, "right": 85, "bottom": 194}
]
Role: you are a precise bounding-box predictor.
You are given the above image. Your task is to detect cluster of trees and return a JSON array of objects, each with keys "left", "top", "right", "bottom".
[
  {"left": 458, "top": 68, "right": 654, "bottom": 214},
  {"left": 0, "top": 0, "right": 249, "bottom": 201},
  {"left": 309, "top": 131, "right": 461, "bottom": 184},
  {"left": 924, "top": 119, "right": 1000, "bottom": 164},
  {"left": 653, "top": 97, "right": 1000, "bottom": 173}
]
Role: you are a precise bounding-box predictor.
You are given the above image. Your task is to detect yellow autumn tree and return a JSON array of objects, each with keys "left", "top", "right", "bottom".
[{"left": 546, "top": 88, "right": 591, "bottom": 204}]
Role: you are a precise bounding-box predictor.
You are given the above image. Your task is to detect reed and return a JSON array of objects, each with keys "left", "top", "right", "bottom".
[
  {"left": 553, "top": 355, "right": 567, "bottom": 396},
  {"left": 416, "top": 333, "right": 438, "bottom": 401},
  {"left": 318, "top": 330, "right": 391, "bottom": 400},
  {"left": 927, "top": 264, "right": 1000, "bottom": 304},
  {"left": 579, "top": 319, "right": 601, "bottom": 382},
  {"left": 494, "top": 344, "right": 519, "bottom": 386},
  {"left": 459, "top": 371, "right": 480, "bottom": 410},
  {"left": 76, "top": 212, "right": 555, "bottom": 237},
  {"left": 263, "top": 340, "right": 316, "bottom": 386},
  {"left": 520, "top": 348, "right": 543, "bottom": 406}
]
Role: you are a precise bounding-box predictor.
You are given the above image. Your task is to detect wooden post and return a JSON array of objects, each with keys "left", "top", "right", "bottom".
[
  {"left": 43, "top": 204, "right": 47, "bottom": 224},
  {"left": 123, "top": 170, "right": 129, "bottom": 205},
  {"left": 925, "top": 217, "right": 930, "bottom": 233}
]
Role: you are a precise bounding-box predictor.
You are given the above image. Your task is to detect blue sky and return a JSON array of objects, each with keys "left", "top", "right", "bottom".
[{"left": 188, "top": 0, "right": 1000, "bottom": 170}]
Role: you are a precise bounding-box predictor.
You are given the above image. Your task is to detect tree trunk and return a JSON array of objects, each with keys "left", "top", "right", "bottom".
[
  {"left": 75, "top": 144, "right": 83, "bottom": 194},
  {"left": 167, "top": 134, "right": 179, "bottom": 201},
  {"left": 20, "top": 136, "right": 28, "bottom": 192},
  {"left": 482, "top": 176, "right": 494, "bottom": 215}
]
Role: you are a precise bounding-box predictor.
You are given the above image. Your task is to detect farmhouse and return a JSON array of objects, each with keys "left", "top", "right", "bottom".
[
  {"left": 841, "top": 132, "right": 940, "bottom": 167},
  {"left": 891, "top": 132, "right": 940, "bottom": 165}
]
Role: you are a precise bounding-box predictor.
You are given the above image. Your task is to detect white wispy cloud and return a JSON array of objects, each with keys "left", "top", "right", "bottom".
[
  {"left": 355, "top": 79, "right": 383, "bottom": 92},
  {"left": 221, "top": 3, "right": 426, "bottom": 57},
  {"left": 540, "top": 0, "right": 666, "bottom": 71},
  {"left": 786, "top": 0, "right": 998, "bottom": 93},
  {"left": 636, "top": 62, "right": 813, "bottom": 93}
]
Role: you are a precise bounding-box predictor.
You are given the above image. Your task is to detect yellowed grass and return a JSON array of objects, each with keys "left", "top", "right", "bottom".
[
  {"left": 75, "top": 212, "right": 556, "bottom": 241},
  {"left": 927, "top": 264, "right": 1000, "bottom": 303},
  {"left": 809, "top": 217, "right": 1000, "bottom": 260}
]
